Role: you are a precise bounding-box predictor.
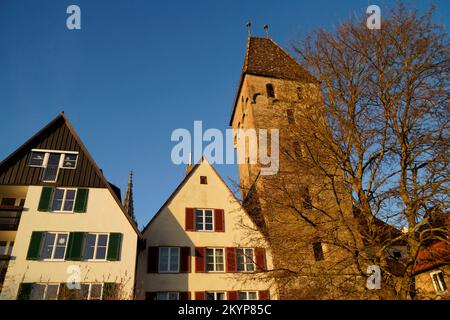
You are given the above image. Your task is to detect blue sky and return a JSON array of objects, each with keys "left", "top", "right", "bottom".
[{"left": 0, "top": 0, "right": 448, "bottom": 229}]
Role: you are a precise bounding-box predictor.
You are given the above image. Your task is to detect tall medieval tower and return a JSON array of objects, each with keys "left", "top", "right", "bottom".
[{"left": 230, "top": 36, "right": 365, "bottom": 299}]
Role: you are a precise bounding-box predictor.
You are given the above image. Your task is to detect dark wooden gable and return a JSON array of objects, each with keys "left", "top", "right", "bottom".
[{"left": 0, "top": 114, "right": 107, "bottom": 188}]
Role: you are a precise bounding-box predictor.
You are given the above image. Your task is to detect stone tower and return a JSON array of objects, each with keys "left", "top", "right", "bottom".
[{"left": 229, "top": 36, "right": 364, "bottom": 299}]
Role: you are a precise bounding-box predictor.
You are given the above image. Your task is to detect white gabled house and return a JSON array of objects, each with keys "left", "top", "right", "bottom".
[
  {"left": 0, "top": 113, "right": 140, "bottom": 300},
  {"left": 136, "top": 159, "right": 277, "bottom": 300}
]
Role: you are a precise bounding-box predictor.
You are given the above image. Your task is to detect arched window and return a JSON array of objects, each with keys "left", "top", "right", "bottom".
[{"left": 266, "top": 84, "right": 275, "bottom": 98}]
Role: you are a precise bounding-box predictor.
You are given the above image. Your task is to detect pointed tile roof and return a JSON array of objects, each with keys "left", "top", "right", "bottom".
[
  {"left": 229, "top": 37, "right": 317, "bottom": 125},
  {"left": 243, "top": 37, "right": 314, "bottom": 82},
  {"left": 0, "top": 113, "right": 141, "bottom": 236}
]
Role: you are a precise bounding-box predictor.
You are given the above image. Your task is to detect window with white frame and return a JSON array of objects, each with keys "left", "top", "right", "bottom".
[
  {"left": 206, "top": 292, "right": 225, "bottom": 300},
  {"left": 159, "top": 247, "right": 179, "bottom": 272},
  {"left": 206, "top": 248, "right": 225, "bottom": 272},
  {"left": 83, "top": 233, "right": 109, "bottom": 260},
  {"left": 195, "top": 209, "right": 213, "bottom": 231},
  {"left": 236, "top": 248, "right": 255, "bottom": 272},
  {"left": 51, "top": 188, "right": 77, "bottom": 212},
  {"left": 30, "top": 283, "right": 60, "bottom": 300},
  {"left": 156, "top": 292, "right": 179, "bottom": 300},
  {"left": 238, "top": 291, "right": 258, "bottom": 300},
  {"left": 28, "top": 150, "right": 79, "bottom": 182},
  {"left": 61, "top": 154, "right": 78, "bottom": 169},
  {"left": 40, "top": 232, "right": 68, "bottom": 260},
  {"left": 431, "top": 271, "right": 447, "bottom": 293},
  {"left": 80, "top": 283, "right": 103, "bottom": 300}
]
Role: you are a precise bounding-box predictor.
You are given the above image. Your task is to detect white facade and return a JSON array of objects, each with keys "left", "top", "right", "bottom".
[{"left": 136, "top": 160, "right": 278, "bottom": 300}]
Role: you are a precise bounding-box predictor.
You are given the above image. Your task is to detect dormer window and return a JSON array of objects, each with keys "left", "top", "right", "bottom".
[
  {"left": 266, "top": 84, "right": 275, "bottom": 98},
  {"left": 28, "top": 150, "right": 79, "bottom": 182}
]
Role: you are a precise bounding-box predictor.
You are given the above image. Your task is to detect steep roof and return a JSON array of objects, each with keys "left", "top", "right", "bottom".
[
  {"left": 415, "top": 241, "right": 450, "bottom": 274},
  {"left": 141, "top": 159, "right": 251, "bottom": 235},
  {"left": 229, "top": 37, "right": 317, "bottom": 125},
  {"left": 0, "top": 113, "right": 141, "bottom": 236}
]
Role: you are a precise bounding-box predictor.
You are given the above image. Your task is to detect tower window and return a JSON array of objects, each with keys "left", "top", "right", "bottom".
[
  {"left": 313, "top": 241, "right": 324, "bottom": 261},
  {"left": 431, "top": 271, "right": 447, "bottom": 293},
  {"left": 200, "top": 176, "right": 208, "bottom": 185},
  {"left": 297, "top": 87, "right": 303, "bottom": 100},
  {"left": 287, "top": 109, "right": 295, "bottom": 124},
  {"left": 293, "top": 142, "right": 303, "bottom": 159},
  {"left": 266, "top": 84, "right": 275, "bottom": 98},
  {"left": 301, "top": 187, "right": 312, "bottom": 209}
]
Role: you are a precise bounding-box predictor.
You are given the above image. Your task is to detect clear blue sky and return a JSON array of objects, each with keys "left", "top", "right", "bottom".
[{"left": 0, "top": 0, "right": 448, "bottom": 229}]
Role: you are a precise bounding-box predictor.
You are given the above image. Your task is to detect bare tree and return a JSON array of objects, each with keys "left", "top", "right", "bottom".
[{"left": 238, "top": 3, "right": 449, "bottom": 300}]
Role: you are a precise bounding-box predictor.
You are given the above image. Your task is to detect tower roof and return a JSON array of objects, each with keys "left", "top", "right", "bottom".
[
  {"left": 229, "top": 37, "right": 317, "bottom": 125},
  {"left": 243, "top": 37, "right": 314, "bottom": 82}
]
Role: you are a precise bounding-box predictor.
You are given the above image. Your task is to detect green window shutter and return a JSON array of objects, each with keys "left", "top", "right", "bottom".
[
  {"left": 103, "top": 283, "right": 118, "bottom": 300},
  {"left": 107, "top": 233, "right": 122, "bottom": 261},
  {"left": 38, "top": 187, "right": 54, "bottom": 211},
  {"left": 65, "top": 232, "right": 86, "bottom": 260},
  {"left": 17, "top": 283, "right": 35, "bottom": 300},
  {"left": 74, "top": 188, "right": 89, "bottom": 213},
  {"left": 26, "top": 231, "right": 44, "bottom": 260}
]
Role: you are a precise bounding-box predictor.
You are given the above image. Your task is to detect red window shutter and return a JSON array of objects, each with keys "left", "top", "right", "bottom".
[
  {"left": 145, "top": 292, "right": 157, "bottom": 300},
  {"left": 180, "top": 247, "right": 191, "bottom": 273},
  {"left": 195, "top": 247, "right": 205, "bottom": 272},
  {"left": 226, "top": 247, "right": 236, "bottom": 272},
  {"left": 255, "top": 248, "right": 267, "bottom": 271},
  {"left": 227, "top": 291, "right": 238, "bottom": 300},
  {"left": 147, "top": 247, "right": 159, "bottom": 273},
  {"left": 214, "top": 209, "right": 225, "bottom": 232},
  {"left": 195, "top": 291, "right": 205, "bottom": 300},
  {"left": 185, "top": 208, "right": 195, "bottom": 231},
  {"left": 259, "top": 290, "right": 270, "bottom": 300},
  {"left": 180, "top": 292, "right": 191, "bottom": 300}
]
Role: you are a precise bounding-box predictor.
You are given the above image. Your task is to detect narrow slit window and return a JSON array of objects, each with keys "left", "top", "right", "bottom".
[{"left": 266, "top": 84, "right": 275, "bottom": 98}]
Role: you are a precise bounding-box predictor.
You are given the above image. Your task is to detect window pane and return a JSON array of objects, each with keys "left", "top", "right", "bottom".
[
  {"left": 205, "top": 292, "right": 215, "bottom": 300},
  {"left": 97, "top": 235, "right": 108, "bottom": 247},
  {"left": 95, "top": 246, "right": 107, "bottom": 260},
  {"left": 168, "top": 292, "right": 179, "bottom": 300},
  {"left": 159, "top": 248, "right": 169, "bottom": 271},
  {"left": 63, "top": 190, "right": 76, "bottom": 211},
  {"left": 52, "top": 189, "right": 65, "bottom": 211},
  {"left": 169, "top": 248, "right": 179, "bottom": 271},
  {"left": 80, "top": 284, "right": 90, "bottom": 300},
  {"left": 30, "top": 284, "right": 46, "bottom": 300},
  {"left": 41, "top": 233, "right": 56, "bottom": 259},
  {"left": 0, "top": 241, "right": 6, "bottom": 255},
  {"left": 90, "top": 284, "right": 103, "bottom": 300},
  {"left": 156, "top": 292, "right": 168, "bottom": 300},
  {"left": 248, "top": 292, "right": 257, "bottom": 300},
  {"left": 205, "top": 223, "right": 213, "bottom": 231},
  {"left": 7, "top": 241, "right": 14, "bottom": 255},
  {"left": 53, "top": 234, "right": 68, "bottom": 259},
  {"left": 45, "top": 285, "right": 59, "bottom": 300},
  {"left": 205, "top": 210, "right": 212, "bottom": 218},
  {"left": 216, "top": 292, "right": 225, "bottom": 300},
  {"left": 83, "top": 234, "right": 96, "bottom": 259},
  {"left": 238, "top": 292, "right": 247, "bottom": 300},
  {"left": 29, "top": 152, "right": 45, "bottom": 166},
  {"left": 63, "top": 154, "right": 78, "bottom": 168}
]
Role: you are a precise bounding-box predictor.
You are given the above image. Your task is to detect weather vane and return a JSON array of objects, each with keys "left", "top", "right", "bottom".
[{"left": 264, "top": 24, "right": 269, "bottom": 38}]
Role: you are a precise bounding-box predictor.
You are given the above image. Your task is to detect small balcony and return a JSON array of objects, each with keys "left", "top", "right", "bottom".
[{"left": 0, "top": 205, "right": 23, "bottom": 231}]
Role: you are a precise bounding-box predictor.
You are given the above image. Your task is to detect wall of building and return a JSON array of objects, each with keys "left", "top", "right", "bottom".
[
  {"left": 0, "top": 186, "right": 138, "bottom": 300},
  {"left": 136, "top": 162, "right": 277, "bottom": 299}
]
